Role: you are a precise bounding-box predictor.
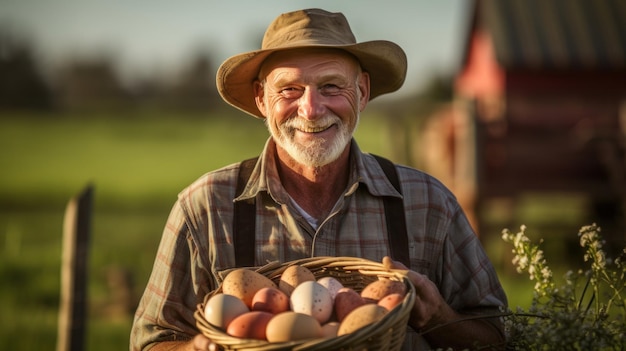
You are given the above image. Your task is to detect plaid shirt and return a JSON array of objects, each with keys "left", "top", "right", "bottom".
[{"left": 130, "top": 139, "right": 507, "bottom": 350}]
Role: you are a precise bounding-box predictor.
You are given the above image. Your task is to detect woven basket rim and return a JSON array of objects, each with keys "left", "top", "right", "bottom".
[{"left": 195, "top": 256, "right": 416, "bottom": 351}]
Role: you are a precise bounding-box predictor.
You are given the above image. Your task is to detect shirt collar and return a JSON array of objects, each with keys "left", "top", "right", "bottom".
[
  {"left": 350, "top": 141, "right": 402, "bottom": 199},
  {"left": 234, "top": 138, "right": 402, "bottom": 203}
]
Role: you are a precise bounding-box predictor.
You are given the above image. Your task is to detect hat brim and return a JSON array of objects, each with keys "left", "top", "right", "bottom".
[{"left": 216, "top": 40, "right": 407, "bottom": 118}]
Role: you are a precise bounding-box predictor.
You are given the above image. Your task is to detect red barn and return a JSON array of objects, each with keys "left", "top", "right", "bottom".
[{"left": 448, "top": 0, "right": 626, "bottom": 239}]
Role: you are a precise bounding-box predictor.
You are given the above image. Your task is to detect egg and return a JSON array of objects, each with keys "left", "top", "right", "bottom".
[
  {"left": 203, "top": 293, "right": 249, "bottom": 330},
  {"left": 321, "top": 321, "right": 340, "bottom": 338},
  {"left": 251, "top": 287, "right": 290, "bottom": 314},
  {"left": 337, "top": 304, "right": 388, "bottom": 336},
  {"left": 377, "top": 293, "right": 405, "bottom": 311},
  {"left": 316, "top": 276, "right": 344, "bottom": 302},
  {"left": 222, "top": 268, "right": 277, "bottom": 307},
  {"left": 289, "top": 281, "right": 333, "bottom": 324},
  {"left": 226, "top": 311, "right": 274, "bottom": 340},
  {"left": 265, "top": 311, "right": 323, "bottom": 342},
  {"left": 279, "top": 265, "right": 315, "bottom": 296},
  {"left": 334, "top": 287, "right": 366, "bottom": 322},
  {"left": 360, "top": 279, "right": 406, "bottom": 303}
]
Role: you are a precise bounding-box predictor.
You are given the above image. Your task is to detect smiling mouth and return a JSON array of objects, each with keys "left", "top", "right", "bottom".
[{"left": 299, "top": 124, "right": 334, "bottom": 133}]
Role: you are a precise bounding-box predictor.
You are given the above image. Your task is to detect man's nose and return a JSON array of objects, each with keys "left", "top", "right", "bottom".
[{"left": 298, "top": 87, "right": 324, "bottom": 120}]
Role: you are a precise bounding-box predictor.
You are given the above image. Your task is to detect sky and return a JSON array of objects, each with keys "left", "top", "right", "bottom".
[{"left": 0, "top": 0, "right": 472, "bottom": 96}]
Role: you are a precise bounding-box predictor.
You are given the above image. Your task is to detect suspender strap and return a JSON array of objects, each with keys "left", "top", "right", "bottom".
[
  {"left": 233, "top": 155, "right": 410, "bottom": 268},
  {"left": 233, "top": 157, "right": 258, "bottom": 267},
  {"left": 371, "top": 155, "right": 410, "bottom": 267}
]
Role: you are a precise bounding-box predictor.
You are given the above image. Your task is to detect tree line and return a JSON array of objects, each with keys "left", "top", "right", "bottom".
[{"left": 0, "top": 25, "right": 224, "bottom": 114}]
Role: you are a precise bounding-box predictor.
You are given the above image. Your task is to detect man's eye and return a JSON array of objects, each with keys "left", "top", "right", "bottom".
[
  {"left": 280, "top": 87, "right": 301, "bottom": 97},
  {"left": 321, "top": 84, "right": 341, "bottom": 94}
]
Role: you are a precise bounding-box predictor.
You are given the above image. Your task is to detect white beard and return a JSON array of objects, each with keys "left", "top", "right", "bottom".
[{"left": 267, "top": 114, "right": 357, "bottom": 168}]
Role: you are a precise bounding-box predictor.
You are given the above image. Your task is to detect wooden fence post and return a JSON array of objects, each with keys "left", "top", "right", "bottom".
[{"left": 57, "top": 184, "right": 94, "bottom": 351}]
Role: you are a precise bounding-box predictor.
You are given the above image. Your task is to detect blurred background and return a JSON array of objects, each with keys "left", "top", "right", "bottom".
[{"left": 1, "top": 0, "right": 625, "bottom": 349}]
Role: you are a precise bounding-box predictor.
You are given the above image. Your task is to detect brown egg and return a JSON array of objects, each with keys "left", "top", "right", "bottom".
[
  {"left": 279, "top": 265, "right": 315, "bottom": 296},
  {"left": 222, "top": 268, "right": 277, "bottom": 307},
  {"left": 360, "top": 279, "right": 406, "bottom": 303},
  {"left": 337, "top": 304, "right": 388, "bottom": 336},
  {"left": 226, "top": 311, "right": 273, "bottom": 340},
  {"left": 321, "top": 321, "right": 340, "bottom": 338},
  {"left": 265, "top": 312, "right": 323, "bottom": 342}
]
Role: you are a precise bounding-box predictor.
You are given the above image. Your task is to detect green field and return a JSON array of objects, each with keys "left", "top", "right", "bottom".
[{"left": 1, "top": 110, "right": 537, "bottom": 350}]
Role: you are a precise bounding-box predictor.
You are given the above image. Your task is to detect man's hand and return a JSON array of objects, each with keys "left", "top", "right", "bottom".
[
  {"left": 382, "top": 256, "right": 505, "bottom": 350},
  {"left": 382, "top": 256, "right": 457, "bottom": 330},
  {"left": 191, "top": 334, "right": 220, "bottom": 351}
]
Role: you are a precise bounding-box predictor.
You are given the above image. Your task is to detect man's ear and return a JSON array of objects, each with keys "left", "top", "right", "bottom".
[
  {"left": 358, "top": 72, "right": 370, "bottom": 112},
  {"left": 253, "top": 80, "right": 267, "bottom": 117}
]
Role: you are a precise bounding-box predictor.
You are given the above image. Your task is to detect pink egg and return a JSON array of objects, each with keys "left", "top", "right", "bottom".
[
  {"left": 377, "top": 293, "right": 405, "bottom": 311},
  {"left": 251, "top": 287, "right": 290, "bottom": 314}
]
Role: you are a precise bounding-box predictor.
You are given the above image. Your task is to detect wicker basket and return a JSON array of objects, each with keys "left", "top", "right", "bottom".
[{"left": 195, "top": 256, "right": 416, "bottom": 351}]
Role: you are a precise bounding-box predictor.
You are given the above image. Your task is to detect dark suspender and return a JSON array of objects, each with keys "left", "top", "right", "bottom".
[
  {"left": 233, "top": 155, "right": 410, "bottom": 267},
  {"left": 372, "top": 155, "right": 410, "bottom": 268},
  {"left": 233, "top": 157, "right": 258, "bottom": 267}
]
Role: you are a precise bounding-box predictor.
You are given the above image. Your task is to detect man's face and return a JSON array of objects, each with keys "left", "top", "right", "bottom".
[{"left": 254, "top": 49, "right": 370, "bottom": 168}]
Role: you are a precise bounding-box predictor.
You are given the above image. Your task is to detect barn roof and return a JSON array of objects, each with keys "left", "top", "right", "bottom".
[{"left": 464, "top": 0, "right": 626, "bottom": 70}]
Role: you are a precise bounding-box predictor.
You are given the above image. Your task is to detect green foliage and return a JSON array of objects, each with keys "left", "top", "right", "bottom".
[{"left": 502, "top": 224, "right": 626, "bottom": 350}]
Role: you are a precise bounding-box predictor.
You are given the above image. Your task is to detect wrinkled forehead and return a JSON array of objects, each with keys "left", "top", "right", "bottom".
[{"left": 258, "top": 48, "right": 361, "bottom": 80}]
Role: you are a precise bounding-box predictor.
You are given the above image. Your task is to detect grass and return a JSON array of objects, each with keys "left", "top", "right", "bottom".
[
  {"left": 1, "top": 111, "right": 266, "bottom": 209},
  {"left": 0, "top": 109, "right": 569, "bottom": 349}
]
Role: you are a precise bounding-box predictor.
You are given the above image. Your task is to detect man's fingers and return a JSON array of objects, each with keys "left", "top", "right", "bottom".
[
  {"left": 192, "top": 334, "right": 220, "bottom": 351},
  {"left": 382, "top": 256, "right": 427, "bottom": 287},
  {"left": 406, "top": 269, "right": 427, "bottom": 288},
  {"left": 382, "top": 255, "right": 408, "bottom": 270},
  {"left": 382, "top": 256, "right": 430, "bottom": 291}
]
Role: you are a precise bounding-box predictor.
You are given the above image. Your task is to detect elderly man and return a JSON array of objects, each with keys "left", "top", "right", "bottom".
[{"left": 131, "top": 8, "right": 507, "bottom": 351}]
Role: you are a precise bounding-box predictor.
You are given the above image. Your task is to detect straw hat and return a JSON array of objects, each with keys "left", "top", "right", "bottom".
[{"left": 216, "top": 8, "right": 407, "bottom": 118}]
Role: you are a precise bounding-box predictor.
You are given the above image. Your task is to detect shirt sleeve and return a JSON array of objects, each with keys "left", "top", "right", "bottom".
[
  {"left": 396, "top": 164, "right": 507, "bottom": 311},
  {"left": 439, "top": 204, "right": 507, "bottom": 311},
  {"left": 129, "top": 200, "right": 212, "bottom": 351}
]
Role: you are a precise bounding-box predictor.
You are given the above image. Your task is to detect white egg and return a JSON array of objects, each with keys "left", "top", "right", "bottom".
[
  {"left": 204, "top": 293, "right": 249, "bottom": 330},
  {"left": 289, "top": 281, "right": 333, "bottom": 324},
  {"left": 316, "top": 276, "right": 344, "bottom": 302}
]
